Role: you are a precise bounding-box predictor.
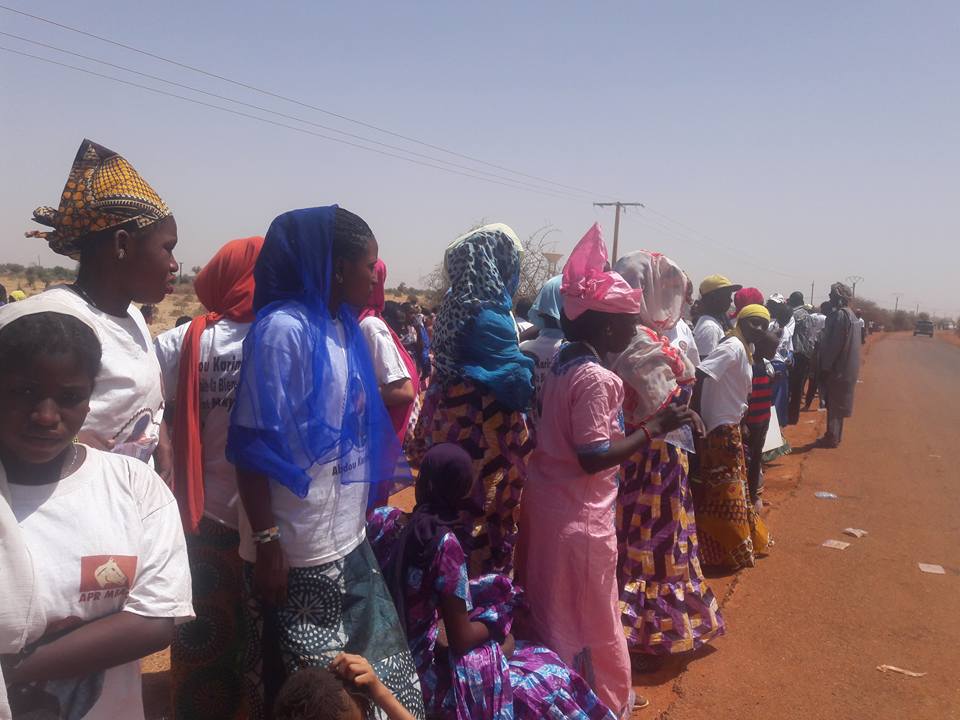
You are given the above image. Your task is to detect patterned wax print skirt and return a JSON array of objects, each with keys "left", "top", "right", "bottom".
[
  {"left": 241, "top": 540, "right": 424, "bottom": 720},
  {"left": 171, "top": 518, "right": 248, "bottom": 720},
  {"left": 691, "top": 424, "right": 772, "bottom": 570},
  {"left": 617, "top": 439, "right": 725, "bottom": 655},
  {"left": 410, "top": 380, "right": 532, "bottom": 577}
]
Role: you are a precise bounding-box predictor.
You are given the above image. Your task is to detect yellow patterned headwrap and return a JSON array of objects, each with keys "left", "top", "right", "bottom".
[
  {"left": 736, "top": 303, "right": 771, "bottom": 323},
  {"left": 25, "top": 139, "right": 171, "bottom": 260}
]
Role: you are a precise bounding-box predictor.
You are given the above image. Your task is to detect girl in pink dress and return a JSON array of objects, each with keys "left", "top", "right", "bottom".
[{"left": 517, "top": 225, "right": 701, "bottom": 718}]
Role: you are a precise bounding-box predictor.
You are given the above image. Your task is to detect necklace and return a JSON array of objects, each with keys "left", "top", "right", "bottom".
[
  {"left": 60, "top": 443, "right": 83, "bottom": 479},
  {"left": 69, "top": 282, "right": 97, "bottom": 308},
  {"left": 581, "top": 341, "right": 602, "bottom": 361}
]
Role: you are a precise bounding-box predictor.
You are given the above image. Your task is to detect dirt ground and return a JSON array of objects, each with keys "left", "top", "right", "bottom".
[{"left": 142, "top": 332, "right": 960, "bottom": 719}]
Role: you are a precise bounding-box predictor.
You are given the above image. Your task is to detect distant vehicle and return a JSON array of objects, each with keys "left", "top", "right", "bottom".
[{"left": 913, "top": 320, "right": 935, "bottom": 337}]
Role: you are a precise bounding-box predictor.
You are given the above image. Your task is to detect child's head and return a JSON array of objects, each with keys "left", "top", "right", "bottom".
[
  {"left": 415, "top": 442, "right": 475, "bottom": 512},
  {"left": 274, "top": 667, "right": 364, "bottom": 720},
  {"left": 754, "top": 330, "right": 781, "bottom": 362},
  {"left": 0, "top": 306, "right": 101, "bottom": 465}
]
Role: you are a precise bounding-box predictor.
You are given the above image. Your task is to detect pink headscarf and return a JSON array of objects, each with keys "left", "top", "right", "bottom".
[
  {"left": 560, "top": 223, "right": 642, "bottom": 320},
  {"left": 613, "top": 250, "right": 688, "bottom": 334}
]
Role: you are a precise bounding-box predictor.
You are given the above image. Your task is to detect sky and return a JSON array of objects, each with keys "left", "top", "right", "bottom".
[{"left": 1, "top": 1, "right": 957, "bottom": 316}]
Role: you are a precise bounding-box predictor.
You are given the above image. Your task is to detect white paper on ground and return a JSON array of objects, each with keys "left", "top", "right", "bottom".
[
  {"left": 843, "top": 528, "right": 868, "bottom": 538},
  {"left": 877, "top": 665, "right": 926, "bottom": 677},
  {"left": 822, "top": 539, "right": 851, "bottom": 550},
  {"left": 918, "top": 563, "right": 946, "bottom": 575},
  {"left": 815, "top": 491, "right": 839, "bottom": 499}
]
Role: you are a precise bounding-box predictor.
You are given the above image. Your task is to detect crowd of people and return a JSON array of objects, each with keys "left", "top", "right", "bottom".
[{"left": 0, "top": 139, "right": 864, "bottom": 720}]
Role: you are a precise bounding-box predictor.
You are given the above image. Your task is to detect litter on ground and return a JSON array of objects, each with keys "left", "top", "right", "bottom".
[
  {"left": 843, "top": 528, "right": 868, "bottom": 538},
  {"left": 877, "top": 665, "right": 926, "bottom": 678},
  {"left": 918, "top": 563, "right": 946, "bottom": 575},
  {"left": 822, "top": 539, "right": 851, "bottom": 550},
  {"left": 815, "top": 491, "right": 839, "bottom": 499}
]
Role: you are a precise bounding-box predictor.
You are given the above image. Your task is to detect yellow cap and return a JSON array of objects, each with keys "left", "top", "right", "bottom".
[{"left": 699, "top": 274, "right": 742, "bottom": 297}]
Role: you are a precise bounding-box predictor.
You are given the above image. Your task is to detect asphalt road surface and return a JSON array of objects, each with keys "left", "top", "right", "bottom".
[{"left": 641, "top": 334, "right": 960, "bottom": 719}]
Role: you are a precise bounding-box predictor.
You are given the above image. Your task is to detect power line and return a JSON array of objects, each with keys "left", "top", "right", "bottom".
[
  {"left": 0, "top": 3, "right": 611, "bottom": 200},
  {"left": 0, "top": 45, "right": 586, "bottom": 200},
  {"left": 0, "top": 31, "right": 597, "bottom": 201}
]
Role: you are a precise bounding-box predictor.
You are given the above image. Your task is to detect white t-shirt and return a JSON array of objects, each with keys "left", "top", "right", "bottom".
[
  {"left": 666, "top": 319, "right": 700, "bottom": 368},
  {"left": 359, "top": 316, "right": 411, "bottom": 387},
  {"left": 519, "top": 329, "right": 564, "bottom": 427},
  {"left": 7, "top": 448, "right": 193, "bottom": 720},
  {"left": 43, "top": 287, "right": 164, "bottom": 463},
  {"left": 232, "top": 310, "right": 369, "bottom": 567},
  {"left": 154, "top": 319, "right": 251, "bottom": 529},
  {"left": 693, "top": 315, "right": 725, "bottom": 360},
  {"left": 772, "top": 317, "right": 795, "bottom": 363},
  {"left": 698, "top": 339, "right": 753, "bottom": 433}
]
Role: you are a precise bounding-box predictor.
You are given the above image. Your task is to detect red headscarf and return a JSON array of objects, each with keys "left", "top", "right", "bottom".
[
  {"left": 173, "top": 236, "right": 263, "bottom": 533},
  {"left": 359, "top": 259, "right": 420, "bottom": 442},
  {"left": 734, "top": 287, "right": 764, "bottom": 315}
]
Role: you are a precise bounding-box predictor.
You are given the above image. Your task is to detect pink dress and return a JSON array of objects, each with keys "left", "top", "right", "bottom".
[{"left": 517, "top": 355, "right": 632, "bottom": 717}]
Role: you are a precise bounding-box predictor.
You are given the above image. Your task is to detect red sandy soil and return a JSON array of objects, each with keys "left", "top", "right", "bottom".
[{"left": 145, "top": 333, "right": 960, "bottom": 719}]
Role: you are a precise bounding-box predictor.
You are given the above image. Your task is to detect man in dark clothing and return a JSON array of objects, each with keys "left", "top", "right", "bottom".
[
  {"left": 817, "top": 283, "right": 861, "bottom": 448},
  {"left": 786, "top": 291, "right": 816, "bottom": 424}
]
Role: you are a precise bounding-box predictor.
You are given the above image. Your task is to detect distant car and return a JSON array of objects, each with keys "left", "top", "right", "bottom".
[{"left": 913, "top": 320, "right": 934, "bottom": 337}]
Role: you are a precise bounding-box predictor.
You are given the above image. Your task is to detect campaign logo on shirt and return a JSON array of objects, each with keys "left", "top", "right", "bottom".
[{"left": 79, "top": 555, "right": 137, "bottom": 602}]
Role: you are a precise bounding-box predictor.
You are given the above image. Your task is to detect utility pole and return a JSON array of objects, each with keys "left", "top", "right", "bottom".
[
  {"left": 593, "top": 202, "right": 644, "bottom": 262},
  {"left": 892, "top": 293, "right": 902, "bottom": 312},
  {"left": 810, "top": 281, "right": 815, "bottom": 306},
  {"left": 846, "top": 275, "right": 864, "bottom": 297},
  {"left": 178, "top": 262, "right": 183, "bottom": 283}
]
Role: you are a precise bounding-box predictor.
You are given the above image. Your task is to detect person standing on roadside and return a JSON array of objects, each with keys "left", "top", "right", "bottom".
[
  {"left": 786, "top": 291, "right": 816, "bottom": 424},
  {"left": 817, "top": 283, "right": 860, "bottom": 448},
  {"left": 693, "top": 275, "right": 742, "bottom": 360},
  {"left": 23, "top": 138, "right": 178, "bottom": 477}
]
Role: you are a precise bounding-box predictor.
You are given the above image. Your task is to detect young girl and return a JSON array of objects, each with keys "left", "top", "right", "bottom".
[
  {"left": 25, "top": 139, "right": 179, "bottom": 475},
  {"left": 153, "top": 235, "right": 263, "bottom": 719},
  {"left": 0, "top": 296, "right": 193, "bottom": 720},
  {"left": 369, "top": 443, "right": 615, "bottom": 720},
  {"left": 517, "top": 225, "right": 700, "bottom": 717},
  {"left": 226, "top": 206, "right": 423, "bottom": 720},
  {"left": 274, "top": 654, "right": 414, "bottom": 720}
]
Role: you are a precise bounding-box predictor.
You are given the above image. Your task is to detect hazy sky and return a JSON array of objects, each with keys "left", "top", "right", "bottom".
[{"left": 2, "top": 1, "right": 957, "bottom": 316}]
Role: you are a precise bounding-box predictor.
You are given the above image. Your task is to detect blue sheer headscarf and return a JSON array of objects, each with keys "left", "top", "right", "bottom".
[
  {"left": 528, "top": 274, "right": 563, "bottom": 331},
  {"left": 226, "top": 205, "right": 400, "bottom": 498},
  {"left": 432, "top": 223, "right": 534, "bottom": 410}
]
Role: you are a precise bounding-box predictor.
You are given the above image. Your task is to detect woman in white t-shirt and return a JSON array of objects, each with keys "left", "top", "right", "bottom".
[
  {"left": 691, "top": 304, "right": 773, "bottom": 571},
  {"left": 226, "top": 207, "right": 424, "bottom": 720},
  {"left": 0, "top": 297, "right": 192, "bottom": 720},
  {"left": 24, "top": 139, "right": 180, "bottom": 477},
  {"left": 153, "top": 235, "right": 263, "bottom": 720}
]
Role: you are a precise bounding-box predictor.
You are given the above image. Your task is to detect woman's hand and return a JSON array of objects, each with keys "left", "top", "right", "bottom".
[
  {"left": 254, "top": 540, "right": 289, "bottom": 606},
  {"left": 648, "top": 404, "right": 706, "bottom": 437}
]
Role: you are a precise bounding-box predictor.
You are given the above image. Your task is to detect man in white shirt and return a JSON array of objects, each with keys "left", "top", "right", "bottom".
[{"left": 693, "top": 275, "right": 742, "bottom": 360}]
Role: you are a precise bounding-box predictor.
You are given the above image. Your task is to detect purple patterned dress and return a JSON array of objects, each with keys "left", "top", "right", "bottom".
[{"left": 368, "top": 507, "right": 615, "bottom": 720}]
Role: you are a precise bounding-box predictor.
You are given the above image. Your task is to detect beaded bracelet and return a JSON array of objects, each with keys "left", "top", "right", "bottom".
[{"left": 252, "top": 526, "right": 281, "bottom": 545}]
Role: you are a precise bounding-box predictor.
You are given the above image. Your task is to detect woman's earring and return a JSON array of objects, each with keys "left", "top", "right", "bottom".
[
  {"left": 335, "top": 272, "right": 344, "bottom": 284},
  {"left": 117, "top": 249, "right": 126, "bottom": 260}
]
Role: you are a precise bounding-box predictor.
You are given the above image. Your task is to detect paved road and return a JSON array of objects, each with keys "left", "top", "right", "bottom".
[{"left": 653, "top": 334, "right": 960, "bottom": 719}]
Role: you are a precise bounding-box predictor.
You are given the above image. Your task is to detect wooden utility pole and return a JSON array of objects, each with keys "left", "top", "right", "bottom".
[
  {"left": 810, "top": 281, "right": 815, "bottom": 306},
  {"left": 846, "top": 275, "right": 864, "bottom": 298},
  {"left": 593, "top": 202, "right": 644, "bottom": 262}
]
